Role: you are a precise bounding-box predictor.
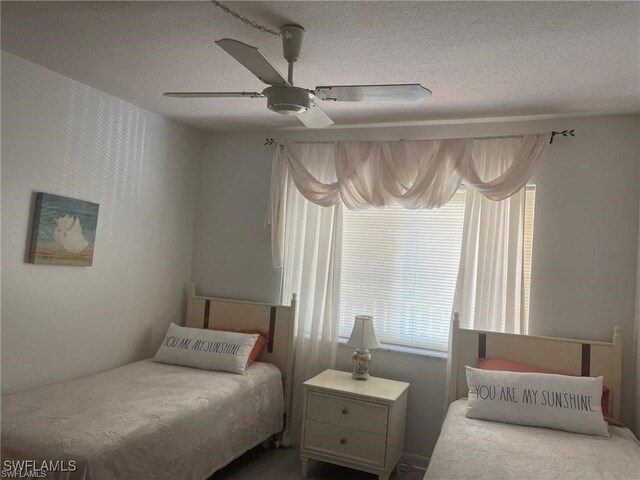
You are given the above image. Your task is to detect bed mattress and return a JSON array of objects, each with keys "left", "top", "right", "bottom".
[
  {"left": 425, "top": 399, "right": 640, "bottom": 480},
  {"left": 1, "top": 359, "right": 284, "bottom": 480}
]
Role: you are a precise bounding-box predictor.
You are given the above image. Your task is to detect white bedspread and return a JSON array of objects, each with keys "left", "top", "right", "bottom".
[
  {"left": 425, "top": 399, "right": 640, "bottom": 480},
  {"left": 1, "top": 359, "right": 284, "bottom": 480}
]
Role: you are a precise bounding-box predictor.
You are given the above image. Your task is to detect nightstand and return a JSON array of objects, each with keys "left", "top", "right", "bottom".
[{"left": 300, "top": 369, "right": 409, "bottom": 480}]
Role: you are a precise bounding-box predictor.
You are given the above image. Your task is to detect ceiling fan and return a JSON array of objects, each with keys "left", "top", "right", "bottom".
[{"left": 164, "top": 25, "right": 432, "bottom": 128}]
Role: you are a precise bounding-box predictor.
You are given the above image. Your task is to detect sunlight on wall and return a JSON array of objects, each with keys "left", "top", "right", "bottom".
[{"left": 61, "top": 81, "right": 148, "bottom": 242}]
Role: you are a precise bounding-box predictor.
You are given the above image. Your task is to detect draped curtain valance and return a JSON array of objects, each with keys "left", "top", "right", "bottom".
[{"left": 268, "top": 133, "right": 550, "bottom": 267}]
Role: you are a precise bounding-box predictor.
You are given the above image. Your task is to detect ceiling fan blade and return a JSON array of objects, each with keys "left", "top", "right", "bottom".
[
  {"left": 297, "top": 102, "right": 334, "bottom": 129},
  {"left": 215, "top": 38, "right": 290, "bottom": 87},
  {"left": 315, "top": 84, "right": 431, "bottom": 103},
  {"left": 163, "top": 91, "right": 265, "bottom": 98}
]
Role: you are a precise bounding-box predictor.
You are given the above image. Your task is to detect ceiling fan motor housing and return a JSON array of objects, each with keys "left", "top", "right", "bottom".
[
  {"left": 265, "top": 86, "right": 314, "bottom": 115},
  {"left": 281, "top": 25, "right": 305, "bottom": 63}
]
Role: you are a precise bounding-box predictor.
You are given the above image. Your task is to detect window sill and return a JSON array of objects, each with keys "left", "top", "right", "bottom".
[{"left": 338, "top": 337, "right": 448, "bottom": 360}]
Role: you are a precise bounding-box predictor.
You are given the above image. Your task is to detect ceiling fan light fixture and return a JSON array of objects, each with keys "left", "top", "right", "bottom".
[
  {"left": 270, "top": 105, "right": 307, "bottom": 116},
  {"left": 264, "top": 86, "right": 313, "bottom": 116}
]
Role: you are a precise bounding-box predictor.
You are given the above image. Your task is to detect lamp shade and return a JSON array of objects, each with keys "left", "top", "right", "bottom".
[{"left": 346, "top": 315, "right": 381, "bottom": 350}]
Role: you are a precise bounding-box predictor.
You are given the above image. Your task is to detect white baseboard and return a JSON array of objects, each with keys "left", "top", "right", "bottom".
[{"left": 399, "top": 452, "right": 430, "bottom": 471}]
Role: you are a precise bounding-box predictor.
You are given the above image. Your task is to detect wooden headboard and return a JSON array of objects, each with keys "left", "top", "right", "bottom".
[
  {"left": 185, "top": 284, "right": 296, "bottom": 416},
  {"left": 449, "top": 313, "right": 623, "bottom": 420}
]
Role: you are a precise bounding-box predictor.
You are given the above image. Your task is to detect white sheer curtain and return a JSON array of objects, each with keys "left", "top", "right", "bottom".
[
  {"left": 266, "top": 134, "right": 551, "bottom": 441},
  {"left": 269, "top": 134, "right": 549, "bottom": 267},
  {"left": 272, "top": 144, "right": 343, "bottom": 446},
  {"left": 444, "top": 137, "right": 542, "bottom": 406},
  {"left": 453, "top": 137, "right": 535, "bottom": 333}
]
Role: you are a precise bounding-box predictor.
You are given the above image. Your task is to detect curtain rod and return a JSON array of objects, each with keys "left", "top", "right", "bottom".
[{"left": 264, "top": 129, "right": 575, "bottom": 147}]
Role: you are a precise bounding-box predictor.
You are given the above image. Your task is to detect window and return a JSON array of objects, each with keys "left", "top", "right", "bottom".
[{"left": 338, "top": 187, "right": 536, "bottom": 351}]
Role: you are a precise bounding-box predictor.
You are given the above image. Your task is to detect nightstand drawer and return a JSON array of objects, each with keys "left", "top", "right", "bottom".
[
  {"left": 306, "top": 391, "right": 388, "bottom": 435},
  {"left": 303, "top": 419, "right": 386, "bottom": 466}
]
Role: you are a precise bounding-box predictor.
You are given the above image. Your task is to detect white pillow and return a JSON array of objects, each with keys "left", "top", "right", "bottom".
[
  {"left": 465, "top": 366, "right": 608, "bottom": 437},
  {"left": 153, "top": 323, "right": 258, "bottom": 374}
]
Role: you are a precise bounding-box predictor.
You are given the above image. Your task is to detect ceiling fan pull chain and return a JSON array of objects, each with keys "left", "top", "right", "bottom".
[{"left": 211, "top": 1, "right": 292, "bottom": 39}]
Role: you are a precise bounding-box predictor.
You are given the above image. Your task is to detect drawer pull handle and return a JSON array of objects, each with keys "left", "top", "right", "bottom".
[
  {"left": 341, "top": 408, "right": 348, "bottom": 415},
  {"left": 340, "top": 438, "right": 346, "bottom": 445}
]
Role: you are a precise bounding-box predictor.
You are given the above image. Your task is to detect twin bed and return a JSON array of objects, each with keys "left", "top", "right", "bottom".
[
  {"left": 1, "top": 286, "right": 295, "bottom": 480},
  {"left": 425, "top": 316, "right": 640, "bottom": 480}
]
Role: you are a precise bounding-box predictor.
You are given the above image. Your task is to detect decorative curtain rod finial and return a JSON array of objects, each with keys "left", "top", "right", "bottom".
[{"left": 550, "top": 129, "right": 575, "bottom": 144}]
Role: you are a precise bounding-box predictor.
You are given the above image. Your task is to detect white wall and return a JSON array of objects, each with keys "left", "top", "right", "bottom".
[
  {"left": 192, "top": 137, "right": 280, "bottom": 303},
  {"left": 193, "top": 114, "right": 639, "bottom": 456},
  {"left": 635, "top": 118, "right": 640, "bottom": 436},
  {"left": 1, "top": 53, "right": 202, "bottom": 394},
  {"left": 527, "top": 115, "right": 639, "bottom": 436}
]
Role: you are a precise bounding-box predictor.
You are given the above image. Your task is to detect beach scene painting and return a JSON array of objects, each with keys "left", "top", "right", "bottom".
[{"left": 29, "top": 193, "right": 99, "bottom": 266}]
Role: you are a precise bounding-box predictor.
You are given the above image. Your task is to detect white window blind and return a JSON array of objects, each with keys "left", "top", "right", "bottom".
[
  {"left": 339, "top": 192, "right": 465, "bottom": 351},
  {"left": 339, "top": 188, "right": 536, "bottom": 351}
]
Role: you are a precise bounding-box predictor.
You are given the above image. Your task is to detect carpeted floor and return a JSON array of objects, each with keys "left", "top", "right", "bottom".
[{"left": 209, "top": 445, "right": 425, "bottom": 480}]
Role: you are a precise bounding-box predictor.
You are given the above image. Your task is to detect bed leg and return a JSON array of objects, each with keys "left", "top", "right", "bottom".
[
  {"left": 261, "top": 435, "right": 279, "bottom": 449},
  {"left": 378, "top": 473, "right": 390, "bottom": 480},
  {"left": 301, "top": 456, "right": 309, "bottom": 478}
]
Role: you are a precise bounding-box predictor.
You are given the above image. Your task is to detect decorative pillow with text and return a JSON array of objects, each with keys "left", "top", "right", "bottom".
[
  {"left": 475, "top": 357, "right": 623, "bottom": 427},
  {"left": 153, "top": 323, "right": 258, "bottom": 374},
  {"left": 465, "top": 366, "right": 609, "bottom": 437}
]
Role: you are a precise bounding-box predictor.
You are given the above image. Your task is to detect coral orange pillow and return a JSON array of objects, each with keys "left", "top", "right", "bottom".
[
  {"left": 477, "top": 358, "right": 560, "bottom": 375},
  {"left": 212, "top": 328, "right": 269, "bottom": 366},
  {"left": 476, "top": 358, "right": 622, "bottom": 427}
]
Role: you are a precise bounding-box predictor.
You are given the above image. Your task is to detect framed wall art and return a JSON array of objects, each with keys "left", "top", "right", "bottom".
[{"left": 28, "top": 192, "right": 99, "bottom": 266}]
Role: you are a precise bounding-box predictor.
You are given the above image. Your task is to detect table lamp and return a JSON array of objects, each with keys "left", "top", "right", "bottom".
[{"left": 346, "top": 315, "right": 381, "bottom": 380}]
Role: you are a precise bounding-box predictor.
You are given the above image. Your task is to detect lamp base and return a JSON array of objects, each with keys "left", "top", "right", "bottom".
[{"left": 351, "top": 349, "right": 372, "bottom": 380}]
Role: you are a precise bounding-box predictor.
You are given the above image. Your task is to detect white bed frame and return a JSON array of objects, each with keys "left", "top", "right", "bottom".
[
  {"left": 448, "top": 313, "right": 623, "bottom": 420},
  {"left": 185, "top": 284, "right": 296, "bottom": 424}
]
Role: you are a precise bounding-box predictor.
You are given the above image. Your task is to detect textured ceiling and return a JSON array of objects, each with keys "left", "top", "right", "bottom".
[{"left": 2, "top": 1, "right": 639, "bottom": 132}]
